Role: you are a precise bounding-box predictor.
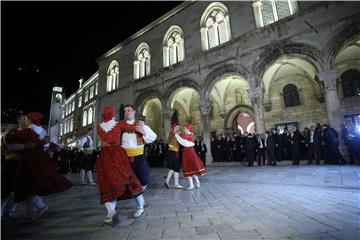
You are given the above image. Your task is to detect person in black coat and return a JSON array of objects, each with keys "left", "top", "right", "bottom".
[
  {"left": 215, "top": 135, "right": 225, "bottom": 162},
  {"left": 224, "top": 136, "right": 232, "bottom": 162},
  {"left": 323, "top": 124, "right": 346, "bottom": 164},
  {"left": 199, "top": 137, "right": 207, "bottom": 166},
  {"left": 265, "top": 130, "right": 276, "bottom": 166},
  {"left": 272, "top": 129, "right": 283, "bottom": 162},
  {"left": 289, "top": 127, "right": 302, "bottom": 165},
  {"left": 210, "top": 136, "right": 217, "bottom": 162},
  {"left": 244, "top": 133, "right": 257, "bottom": 166},
  {"left": 306, "top": 125, "right": 321, "bottom": 164},
  {"left": 256, "top": 134, "right": 266, "bottom": 166},
  {"left": 230, "top": 136, "right": 238, "bottom": 162}
]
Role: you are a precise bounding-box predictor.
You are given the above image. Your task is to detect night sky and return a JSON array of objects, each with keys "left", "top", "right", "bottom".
[{"left": 2, "top": 1, "right": 182, "bottom": 121}]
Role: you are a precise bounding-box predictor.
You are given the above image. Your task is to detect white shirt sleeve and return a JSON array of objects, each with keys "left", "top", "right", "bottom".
[
  {"left": 143, "top": 125, "right": 157, "bottom": 144},
  {"left": 175, "top": 134, "right": 195, "bottom": 147},
  {"left": 76, "top": 137, "right": 85, "bottom": 151}
]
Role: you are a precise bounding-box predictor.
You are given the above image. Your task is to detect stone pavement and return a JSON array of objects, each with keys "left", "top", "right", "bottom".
[{"left": 2, "top": 164, "right": 360, "bottom": 240}]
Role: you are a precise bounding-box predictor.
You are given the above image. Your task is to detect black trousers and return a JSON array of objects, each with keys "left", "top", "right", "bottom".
[
  {"left": 308, "top": 143, "right": 321, "bottom": 164},
  {"left": 257, "top": 148, "right": 266, "bottom": 166}
]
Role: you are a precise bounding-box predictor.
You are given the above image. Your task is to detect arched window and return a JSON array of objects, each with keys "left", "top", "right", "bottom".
[
  {"left": 341, "top": 69, "right": 360, "bottom": 98},
  {"left": 252, "top": 0, "right": 298, "bottom": 27},
  {"left": 200, "top": 2, "right": 231, "bottom": 51},
  {"left": 88, "top": 107, "right": 93, "bottom": 124},
  {"left": 83, "top": 110, "right": 87, "bottom": 126},
  {"left": 283, "top": 84, "right": 300, "bottom": 108},
  {"left": 95, "top": 82, "right": 98, "bottom": 95},
  {"left": 70, "top": 118, "right": 74, "bottom": 132},
  {"left": 107, "top": 61, "right": 119, "bottom": 92},
  {"left": 163, "top": 26, "right": 185, "bottom": 67},
  {"left": 60, "top": 124, "right": 63, "bottom": 136},
  {"left": 134, "top": 43, "right": 151, "bottom": 79},
  {"left": 78, "top": 96, "right": 82, "bottom": 107}
]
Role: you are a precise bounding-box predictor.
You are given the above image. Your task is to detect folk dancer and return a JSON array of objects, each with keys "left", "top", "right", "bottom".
[
  {"left": 95, "top": 106, "right": 144, "bottom": 226},
  {"left": 164, "top": 122, "right": 184, "bottom": 189},
  {"left": 77, "top": 128, "right": 96, "bottom": 185},
  {"left": 119, "top": 104, "right": 157, "bottom": 218},
  {"left": 175, "top": 124, "right": 205, "bottom": 190}
]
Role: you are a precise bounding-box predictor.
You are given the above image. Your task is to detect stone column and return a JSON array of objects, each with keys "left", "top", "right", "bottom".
[
  {"left": 318, "top": 70, "right": 342, "bottom": 131},
  {"left": 162, "top": 108, "right": 173, "bottom": 142},
  {"left": 200, "top": 100, "right": 213, "bottom": 165},
  {"left": 248, "top": 87, "right": 265, "bottom": 133}
]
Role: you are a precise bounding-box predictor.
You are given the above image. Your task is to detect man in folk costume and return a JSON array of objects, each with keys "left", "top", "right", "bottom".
[
  {"left": 95, "top": 107, "right": 144, "bottom": 226},
  {"left": 164, "top": 122, "right": 184, "bottom": 189},
  {"left": 77, "top": 128, "right": 96, "bottom": 185},
  {"left": 8, "top": 112, "right": 72, "bottom": 221},
  {"left": 175, "top": 124, "right": 205, "bottom": 190},
  {"left": 119, "top": 104, "right": 157, "bottom": 218}
]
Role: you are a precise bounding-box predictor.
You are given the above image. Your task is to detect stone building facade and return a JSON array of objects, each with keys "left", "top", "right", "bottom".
[{"left": 50, "top": 1, "right": 360, "bottom": 164}]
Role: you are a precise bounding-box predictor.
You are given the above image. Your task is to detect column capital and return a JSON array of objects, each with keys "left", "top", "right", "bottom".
[
  {"left": 317, "top": 70, "right": 339, "bottom": 91},
  {"left": 247, "top": 87, "right": 262, "bottom": 107},
  {"left": 199, "top": 100, "right": 213, "bottom": 116}
]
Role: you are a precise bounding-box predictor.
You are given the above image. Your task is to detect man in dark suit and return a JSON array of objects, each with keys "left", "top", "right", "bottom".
[
  {"left": 306, "top": 126, "right": 321, "bottom": 164},
  {"left": 256, "top": 134, "right": 266, "bottom": 166},
  {"left": 265, "top": 130, "right": 276, "bottom": 166},
  {"left": 244, "top": 133, "right": 257, "bottom": 166},
  {"left": 289, "top": 127, "right": 302, "bottom": 165},
  {"left": 196, "top": 136, "right": 207, "bottom": 166}
]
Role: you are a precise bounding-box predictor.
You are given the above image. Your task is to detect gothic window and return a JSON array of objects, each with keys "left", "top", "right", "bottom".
[
  {"left": 163, "top": 26, "right": 185, "bottom": 67},
  {"left": 78, "top": 96, "right": 82, "bottom": 107},
  {"left": 253, "top": 0, "right": 298, "bottom": 27},
  {"left": 341, "top": 69, "right": 360, "bottom": 98},
  {"left": 200, "top": 2, "right": 231, "bottom": 51},
  {"left": 62, "top": 110, "right": 64, "bottom": 118},
  {"left": 70, "top": 118, "right": 74, "bottom": 132},
  {"left": 71, "top": 102, "right": 75, "bottom": 112},
  {"left": 60, "top": 124, "right": 63, "bottom": 136},
  {"left": 90, "top": 86, "right": 94, "bottom": 99},
  {"left": 88, "top": 107, "right": 93, "bottom": 124},
  {"left": 83, "top": 110, "right": 87, "bottom": 127},
  {"left": 85, "top": 90, "right": 89, "bottom": 102},
  {"left": 283, "top": 84, "right": 300, "bottom": 108},
  {"left": 95, "top": 82, "right": 98, "bottom": 95},
  {"left": 107, "top": 61, "right": 119, "bottom": 92},
  {"left": 134, "top": 43, "right": 151, "bottom": 79}
]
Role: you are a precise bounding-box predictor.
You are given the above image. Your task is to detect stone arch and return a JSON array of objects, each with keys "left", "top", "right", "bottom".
[
  {"left": 224, "top": 104, "right": 255, "bottom": 129},
  {"left": 134, "top": 89, "right": 164, "bottom": 114},
  {"left": 252, "top": 43, "right": 324, "bottom": 87},
  {"left": 203, "top": 63, "right": 253, "bottom": 99},
  {"left": 163, "top": 79, "right": 202, "bottom": 107},
  {"left": 323, "top": 21, "right": 360, "bottom": 69}
]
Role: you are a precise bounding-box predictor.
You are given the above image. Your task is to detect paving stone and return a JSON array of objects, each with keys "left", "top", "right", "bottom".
[{"left": 2, "top": 166, "right": 359, "bottom": 240}]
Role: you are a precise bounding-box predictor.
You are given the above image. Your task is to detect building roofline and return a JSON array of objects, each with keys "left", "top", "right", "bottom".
[{"left": 96, "top": 1, "right": 195, "bottom": 62}]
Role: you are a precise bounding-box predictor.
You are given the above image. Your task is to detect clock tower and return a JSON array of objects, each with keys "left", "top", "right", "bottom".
[{"left": 48, "top": 84, "right": 65, "bottom": 142}]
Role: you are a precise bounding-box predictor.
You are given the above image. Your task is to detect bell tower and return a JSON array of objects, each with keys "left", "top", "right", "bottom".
[{"left": 48, "top": 84, "right": 65, "bottom": 142}]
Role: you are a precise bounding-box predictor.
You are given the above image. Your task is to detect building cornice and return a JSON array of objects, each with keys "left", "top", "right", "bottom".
[{"left": 96, "top": 1, "right": 195, "bottom": 62}]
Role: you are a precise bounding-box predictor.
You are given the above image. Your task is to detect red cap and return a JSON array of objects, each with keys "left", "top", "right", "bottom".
[
  {"left": 27, "top": 112, "right": 42, "bottom": 126},
  {"left": 103, "top": 106, "right": 115, "bottom": 122},
  {"left": 186, "top": 124, "right": 193, "bottom": 132}
]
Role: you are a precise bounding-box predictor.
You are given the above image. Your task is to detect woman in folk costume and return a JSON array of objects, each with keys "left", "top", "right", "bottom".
[
  {"left": 175, "top": 124, "right": 205, "bottom": 190},
  {"left": 164, "top": 122, "right": 183, "bottom": 189},
  {"left": 95, "top": 106, "right": 144, "bottom": 226},
  {"left": 8, "top": 112, "right": 72, "bottom": 220}
]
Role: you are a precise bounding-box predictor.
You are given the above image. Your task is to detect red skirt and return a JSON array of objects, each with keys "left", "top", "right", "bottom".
[
  {"left": 182, "top": 147, "right": 205, "bottom": 177},
  {"left": 95, "top": 146, "right": 143, "bottom": 204},
  {"left": 14, "top": 146, "right": 73, "bottom": 202}
]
